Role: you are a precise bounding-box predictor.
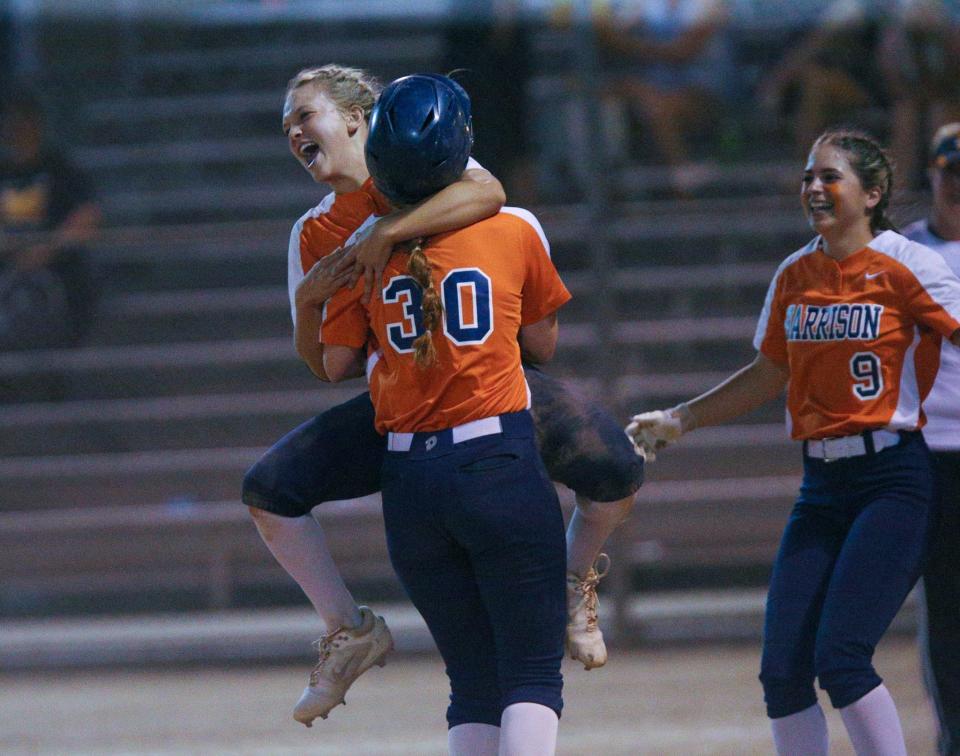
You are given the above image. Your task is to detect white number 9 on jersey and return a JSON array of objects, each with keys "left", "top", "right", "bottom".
[{"left": 849, "top": 351, "right": 883, "bottom": 400}]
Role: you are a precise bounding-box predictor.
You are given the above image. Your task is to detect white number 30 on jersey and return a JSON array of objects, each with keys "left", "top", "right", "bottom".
[{"left": 382, "top": 268, "right": 493, "bottom": 354}]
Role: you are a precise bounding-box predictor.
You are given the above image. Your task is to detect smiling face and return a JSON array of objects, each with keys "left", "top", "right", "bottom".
[
  {"left": 801, "top": 143, "right": 881, "bottom": 241},
  {"left": 281, "top": 83, "right": 368, "bottom": 192}
]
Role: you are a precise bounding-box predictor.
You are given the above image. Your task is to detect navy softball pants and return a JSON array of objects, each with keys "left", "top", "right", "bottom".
[
  {"left": 241, "top": 368, "right": 642, "bottom": 517},
  {"left": 380, "top": 411, "right": 567, "bottom": 728},
  {"left": 760, "top": 431, "right": 938, "bottom": 719}
]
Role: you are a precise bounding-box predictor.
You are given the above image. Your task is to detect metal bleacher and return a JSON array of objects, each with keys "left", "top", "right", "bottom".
[{"left": 1, "top": 11, "right": 862, "bottom": 630}]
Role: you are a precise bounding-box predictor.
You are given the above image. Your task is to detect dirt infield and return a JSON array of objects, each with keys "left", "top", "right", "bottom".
[{"left": 1, "top": 636, "right": 935, "bottom": 755}]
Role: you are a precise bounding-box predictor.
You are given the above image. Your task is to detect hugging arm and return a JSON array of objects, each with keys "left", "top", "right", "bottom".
[
  {"left": 293, "top": 248, "right": 355, "bottom": 380},
  {"left": 519, "top": 312, "right": 559, "bottom": 365},
  {"left": 322, "top": 344, "right": 367, "bottom": 383},
  {"left": 352, "top": 166, "right": 506, "bottom": 301}
]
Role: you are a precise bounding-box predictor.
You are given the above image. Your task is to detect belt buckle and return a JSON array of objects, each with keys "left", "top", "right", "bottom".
[{"left": 820, "top": 438, "right": 839, "bottom": 463}]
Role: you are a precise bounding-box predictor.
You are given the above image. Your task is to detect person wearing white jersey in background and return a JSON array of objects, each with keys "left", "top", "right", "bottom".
[{"left": 904, "top": 122, "right": 960, "bottom": 756}]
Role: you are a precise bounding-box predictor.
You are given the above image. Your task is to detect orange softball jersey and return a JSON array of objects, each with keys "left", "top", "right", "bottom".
[
  {"left": 755, "top": 230, "right": 960, "bottom": 440},
  {"left": 320, "top": 207, "right": 571, "bottom": 434}
]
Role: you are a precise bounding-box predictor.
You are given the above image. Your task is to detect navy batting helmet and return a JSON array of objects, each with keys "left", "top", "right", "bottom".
[{"left": 365, "top": 74, "right": 474, "bottom": 206}]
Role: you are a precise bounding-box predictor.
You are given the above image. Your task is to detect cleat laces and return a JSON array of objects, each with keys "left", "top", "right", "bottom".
[
  {"left": 576, "top": 553, "right": 610, "bottom": 633},
  {"left": 308, "top": 626, "right": 349, "bottom": 686}
]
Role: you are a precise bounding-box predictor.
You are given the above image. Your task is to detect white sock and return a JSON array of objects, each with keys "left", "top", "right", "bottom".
[
  {"left": 247, "top": 507, "right": 362, "bottom": 630},
  {"left": 448, "top": 723, "right": 499, "bottom": 755},
  {"left": 839, "top": 684, "right": 907, "bottom": 756},
  {"left": 499, "top": 702, "right": 558, "bottom": 756},
  {"left": 770, "top": 703, "right": 829, "bottom": 755},
  {"left": 565, "top": 494, "right": 633, "bottom": 577}
]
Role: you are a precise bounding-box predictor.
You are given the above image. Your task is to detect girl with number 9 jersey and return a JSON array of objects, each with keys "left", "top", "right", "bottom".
[
  {"left": 627, "top": 129, "right": 960, "bottom": 755},
  {"left": 322, "top": 75, "right": 571, "bottom": 754}
]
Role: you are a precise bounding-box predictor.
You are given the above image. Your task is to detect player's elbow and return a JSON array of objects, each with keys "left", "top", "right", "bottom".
[
  {"left": 522, "top": 340, "right": 556, "bottom": 364},
  {"left": 322, "top": 346, "right": 362, "bottom": 383},
  {"left": 483, "top": 179, "right": 507, "bottom": 213},
  {"left": 294, "top": 335, "right": 330, "bottom": 381},
  {"left": 463, "top": 168, "right": 506, "bottom": 213},
  {"left": 519, "top": 313, "right": 559, "bottom": 364}
]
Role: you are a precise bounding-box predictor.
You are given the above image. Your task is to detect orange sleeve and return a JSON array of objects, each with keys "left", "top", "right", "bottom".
[
  {"left": 299, "top": 220, "right": 323, "bottom": 273},
  {"left": 319, "top": 281, "right": 369, "bottom": 349},
  {"left": 520, "top": 225, "right": 571, "bottom": 325}
]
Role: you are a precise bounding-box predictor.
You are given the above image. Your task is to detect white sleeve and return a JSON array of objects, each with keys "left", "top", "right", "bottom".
[
  {"left": 287, "top": 217, "right": 306, "bottom": 327},
  {"left": 873, "top": 230, "right": 960, "bottom": 325},
  {"left": 287, "top": 193, "right": 336, "bottom": 328},
  {"left": 753, "top": 239, "right": 819, "bottom": 350}
]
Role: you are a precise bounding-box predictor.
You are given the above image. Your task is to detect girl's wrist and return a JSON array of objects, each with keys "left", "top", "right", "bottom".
[{"left": 671, "top": 402, "right": 698, "bottom": 432}]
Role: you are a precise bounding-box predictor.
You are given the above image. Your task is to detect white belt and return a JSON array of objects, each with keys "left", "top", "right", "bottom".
[
  {"left": 805, "top": 429, "right": 901, "bottom": 461},
  {"left": 387, "top": 416, "right": 504, "bottom": 452}
]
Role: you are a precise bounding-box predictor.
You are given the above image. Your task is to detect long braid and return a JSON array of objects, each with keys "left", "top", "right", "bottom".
[
  {"left": 407, "top": 238, "right": 443, "bottom": 368},
  {"left": 814, "top": 128, "right": 898, "bottom": 234}
]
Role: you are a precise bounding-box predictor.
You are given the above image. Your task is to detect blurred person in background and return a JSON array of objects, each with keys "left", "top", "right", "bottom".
[
  {"left": 879, "top": 0, "right": 960, "bottom": 190},
  {"left": 756, "top": 0, "right": 891, "bottom": 160},
  {"left": 442, "top": 0, "right": 537, "bottom": 203},
  {"left": 594, "top": 0, "right": 735, "bottom": 194},
  {"left": 0, "top": 90, "right": 100, "bottom": 350},
  {"left": 627, "top": 128, "right": 960, "bottom": 755},
  {"left": 904, "top": 123, "right": 960, "bottom": 756}
]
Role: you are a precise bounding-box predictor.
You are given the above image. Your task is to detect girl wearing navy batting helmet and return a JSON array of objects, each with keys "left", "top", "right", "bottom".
[
  {"left": 323, "top": 74, "right": 570, "bottom": 754},
  {"left": 628, "top": 128, "right": 960, "bottom": 755}
]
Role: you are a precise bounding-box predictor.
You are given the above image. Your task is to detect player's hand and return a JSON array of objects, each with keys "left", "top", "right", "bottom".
[
  {"left": 294, "top": 247, "right": 355, "bottom": 309},
  {"left": 349, "top": 220, "right": 398, "bottom": 305},
  {"left": 624, "top": 406, "right": 691, "bottom": 461}
]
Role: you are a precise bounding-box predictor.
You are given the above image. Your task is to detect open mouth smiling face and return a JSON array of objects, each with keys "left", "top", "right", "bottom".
[{"left": 298, "top": 141, "right": 321, "bottom": 168}]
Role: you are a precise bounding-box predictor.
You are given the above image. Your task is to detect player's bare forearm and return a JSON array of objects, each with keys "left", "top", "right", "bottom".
[
  {"left": 519, "top": 312, "right": 559, "bottom": 364},
  {"left": 294, "top": 303, "right": 329, "bottom": 381},
  {"left": 380, "top": 168, "right": 505, "bottom": 243},
  {"left": 354, "top": 168, "right": 505, "bottom": 302},
  {"left": 322, "top": 344, "right": 366, "bottom": 383},
  {"left": 685, "top": 352, "right": 788, "bottom": 430}
]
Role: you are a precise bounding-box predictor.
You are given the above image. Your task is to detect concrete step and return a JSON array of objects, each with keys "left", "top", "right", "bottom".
[{"left": 0, "top": 586, "right": 920, "bottom": 670}]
